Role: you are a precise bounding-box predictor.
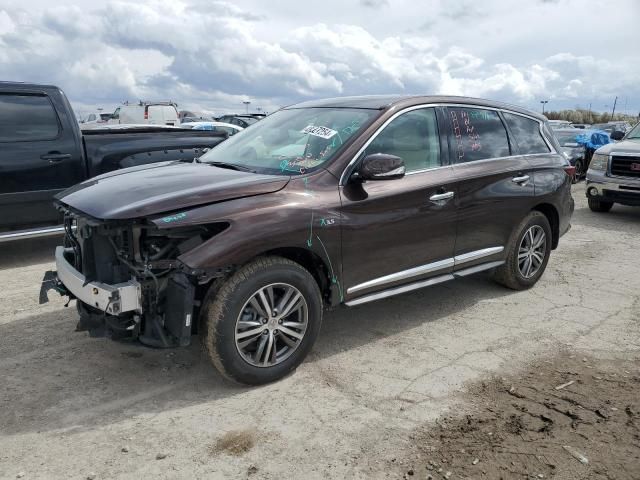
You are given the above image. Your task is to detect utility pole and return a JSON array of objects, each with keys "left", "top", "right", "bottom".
[
  {"left": 588, "top": 103, "right": 592, "bottom": 123},
  {"left": 540, "top": 100, "right": 549, "bottom": 115},
  {"left": 611, "top": 96, "right": 618, "bottom": 120}
]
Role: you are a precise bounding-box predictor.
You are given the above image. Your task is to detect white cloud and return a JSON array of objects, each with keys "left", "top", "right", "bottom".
[{"left": 0, "top": 0, "right": 638, "bottom": 115}]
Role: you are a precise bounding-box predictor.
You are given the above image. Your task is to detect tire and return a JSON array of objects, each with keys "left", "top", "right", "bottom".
[
  {"left": 491, "top": 211, "right": 552, "bottom": 291},
  {"left": 573, "top": 160, "right": 583, "bottom": 183},
  {"left": 201, "top": 256, "right": 322, "bottom": 385},
  {"left": 588, "top": 197, "right": 613, "bottom": 213}
]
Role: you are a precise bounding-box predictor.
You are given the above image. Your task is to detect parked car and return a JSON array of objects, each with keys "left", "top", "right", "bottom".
[
  {"left": 554, "top": 128, "right": 610, "bottom": 181},
  {"left": 0, "top": 82, "right": 228, "bottom": 241},
  {"left": 108, "top": 101, "right": 180, "bottom": 126},
  {"left": 585, "top": 122, "right": 640, "bottom": 212},
  {"left": 548, "top": 120, "right": 572, "bottom": 130},
  {"left": 216, "top": 114, "right": 260, "bottom": 128},
  {"left": 570, "top": 123, "right": 591, "bottom": 130},
  {"left": 591, "top": 122, "right": 631, "bottom": 140},
  {"left": 80, "top": 112, "right": 112, "bottom": 124},
  {"left": 179, "top": 121, "right": 243, "bottom": 136},
  {"left": 42, "top": 95, "right": 574, "bottom": 385}
]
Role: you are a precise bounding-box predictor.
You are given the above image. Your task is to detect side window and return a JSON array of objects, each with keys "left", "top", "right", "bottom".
[
  {"left": 447, "top": 107, "right": 510, "bottom": 163},
  {"left": 503, "top": 112, "right": 550, "bottom": 155},
  {"left": 0, "top": 94, "right": 60, "bottom": 142},
  {"left": 112, "top": 107, "right": 120, "bottom": 120},
  {"left": 363, "top": 108, "right": 441, "bottom": 172},
  {"left": 87, "top": 114, "right": 96, "bottom": 122}
]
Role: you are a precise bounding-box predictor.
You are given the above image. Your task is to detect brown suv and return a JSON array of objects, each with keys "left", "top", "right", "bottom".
[{"left": 42, "top": 95, "right": 574, "bottom": 385}]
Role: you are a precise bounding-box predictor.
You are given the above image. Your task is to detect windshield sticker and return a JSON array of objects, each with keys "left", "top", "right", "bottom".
[
  {"left": 161, "top": 212, "right": 187, "bottom": 223},
  {"left": 301, "top": 125, "right": 338, "bottom": 139}
]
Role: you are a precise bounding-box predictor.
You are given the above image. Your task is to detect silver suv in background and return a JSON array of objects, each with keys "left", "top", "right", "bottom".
[{"left": 586, "top": 122, "right": 640, "bottom": 212}]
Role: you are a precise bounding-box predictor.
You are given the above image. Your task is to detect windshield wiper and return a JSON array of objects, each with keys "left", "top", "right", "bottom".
[{"left": 207, "top": 161, "right": 256, "bottom": 173}]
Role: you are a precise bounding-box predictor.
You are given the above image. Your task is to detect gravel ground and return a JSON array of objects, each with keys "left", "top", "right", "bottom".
[{"left": 0, "top": 182, "right": 639, "bottom": 479}]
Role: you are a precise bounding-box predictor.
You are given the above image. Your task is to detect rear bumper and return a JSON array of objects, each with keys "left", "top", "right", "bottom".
[
  {"left": 55, "top": 246, "right": 142, "bottom": 315},
  {"left": 586, "top": 172, "right": 640, "bottom": 206}
]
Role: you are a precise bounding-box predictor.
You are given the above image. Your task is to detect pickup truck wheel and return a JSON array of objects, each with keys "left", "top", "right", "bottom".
[
  {"left": 588, "top": 197, "right": 614, "bottom": 212},
  {"left": 201, "top": 256, "right": 322, "bottom": 385},
  {"left": 491, "top": 211, "right": 551, "bottom": 291}
]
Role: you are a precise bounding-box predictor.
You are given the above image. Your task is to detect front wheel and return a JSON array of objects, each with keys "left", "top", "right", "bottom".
[
  {"left": 588, "top": 197, "right": 613, "bottom": 213},
  {"left": 573, "top": 160, "right": 584, "bottom": 183},
  {"left": 491, "top": 211, "right": 552, "bottom": 290},
  {"left": 201, "top": 256, "right": 323, "bottom": 385}
]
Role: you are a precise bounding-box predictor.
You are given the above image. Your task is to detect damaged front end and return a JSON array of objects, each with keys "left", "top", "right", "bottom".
[{"left": 41, "top": 207, "right": 228, "bottom": 347}]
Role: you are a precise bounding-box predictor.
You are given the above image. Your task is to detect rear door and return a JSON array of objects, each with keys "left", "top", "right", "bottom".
[
  {"left": 0, "top": 91, "right": 85, "bottom": 231},
  {"left": 445, "top": 106, "right": 535, "bottom": 270},
  {"left": 341, "top": 107, "right": 458, "bottom": 301}
]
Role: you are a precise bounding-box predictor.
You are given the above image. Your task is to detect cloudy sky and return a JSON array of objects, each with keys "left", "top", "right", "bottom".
[{"left": 1, "top": 0, "right": 638, "bottom": 117}]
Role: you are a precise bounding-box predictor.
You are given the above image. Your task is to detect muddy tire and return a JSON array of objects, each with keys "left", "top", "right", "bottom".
[
  {"left": 491, "top": 211, "right": 552, "bottom": 291},
  {"left": 201, "top": 256, "right": 322, "bottom": 385},
  {"left": 588, "top": 197, "right": 613, "bottom": 213}
]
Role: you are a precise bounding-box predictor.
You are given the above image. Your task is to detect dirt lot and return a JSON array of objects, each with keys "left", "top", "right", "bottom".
[{"left": 1, "top": 182, "right": 639, "bottom": 479}]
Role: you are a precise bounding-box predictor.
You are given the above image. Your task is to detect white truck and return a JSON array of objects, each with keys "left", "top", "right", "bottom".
[
  {"left": 108, "top": 101, "right": 180, "bottom": 126},
  {"left": 586, "top": 124, "right": 640, "bottom": 212}
]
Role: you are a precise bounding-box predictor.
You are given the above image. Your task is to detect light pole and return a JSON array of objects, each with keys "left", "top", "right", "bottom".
[
  {"left": 243, "top": 100, "right": 251, "bottom": 114},
  {"left": 540, "top": 100, "right": 549, "bottom": 115}
]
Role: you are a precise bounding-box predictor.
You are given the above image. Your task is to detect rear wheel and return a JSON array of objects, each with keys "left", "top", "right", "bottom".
[
  {"left": 491, "top": 211, "right": 552, "bottom": 290},
  {"left": 201, "top": 256, "right": 322, "bottom": 385},
  {"left": 588, "top": 197, "right": 613, "bottom": 212}
]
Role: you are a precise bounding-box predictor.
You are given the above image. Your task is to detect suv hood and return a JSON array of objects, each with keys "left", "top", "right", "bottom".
[
  {"left": 596, "top": 138, "right": 640, "bottom": 155},
  {"left": 57, "top": 161, "right": 289, "bottom": 220}
]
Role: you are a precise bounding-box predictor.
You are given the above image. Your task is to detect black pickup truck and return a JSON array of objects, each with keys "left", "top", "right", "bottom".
[{"left": 0, "top": 82, "right": 226, "bottom": 241}]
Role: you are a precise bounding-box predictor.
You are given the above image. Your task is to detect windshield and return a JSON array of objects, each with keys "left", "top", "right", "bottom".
[
  {"left": 199, "top": 107, "right": 378, "bottom": 175},
  {"left": 627, "top": 123, "right": 640, "bottom": 139}
]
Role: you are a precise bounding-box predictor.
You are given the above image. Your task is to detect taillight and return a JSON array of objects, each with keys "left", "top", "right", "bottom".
[
  {"left": 144, "top": 107, "right": 148, "bottom": 120},
  {"left": 564, "top": 165, "right": 576, "bottom": 179}
]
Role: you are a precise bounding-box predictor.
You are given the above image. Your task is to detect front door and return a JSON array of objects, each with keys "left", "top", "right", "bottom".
[
  {"left": 0, "top": 92, "right": 85, "bottom": 231},
  {"left": 340, "top": 107, "right": 457, "bottom": 301}
]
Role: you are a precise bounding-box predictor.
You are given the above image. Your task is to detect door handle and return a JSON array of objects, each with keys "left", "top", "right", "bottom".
[
  {"left": 40, "top": 153, "right": 71, "bottom": 162},
  {"left": 429, "top": 191, "right": 455, "bottom": 202},
  {"left": 512, "top": 175, "right": 530, "bottom": 184}
]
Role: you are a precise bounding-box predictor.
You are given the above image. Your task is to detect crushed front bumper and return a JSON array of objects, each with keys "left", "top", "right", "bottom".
[{"left": 52, "top": 246, "right": 142, "bottom": 315}]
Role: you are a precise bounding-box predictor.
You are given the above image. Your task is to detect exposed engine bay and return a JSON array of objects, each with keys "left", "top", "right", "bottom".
[{"left": 41, "top": 206, "right": 228, "bottom": 347}]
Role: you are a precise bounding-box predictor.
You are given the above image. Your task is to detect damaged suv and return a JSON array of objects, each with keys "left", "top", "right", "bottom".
[{"left": 42, "top": 96, "right": 573, "bottom": 385}]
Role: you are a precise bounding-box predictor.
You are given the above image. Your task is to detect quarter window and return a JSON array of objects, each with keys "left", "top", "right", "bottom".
[
  {"left": 503, "top": 112, "right": 550, "bottom": 155},
  {"left": 0, "top": 94, "right": 60, "bottom": 142},
  {"left": 363, "top": 108, "right": 441, "bottom": 172},
  {"left": 447, "top": 107, "right": 510, "bottom": 163}
]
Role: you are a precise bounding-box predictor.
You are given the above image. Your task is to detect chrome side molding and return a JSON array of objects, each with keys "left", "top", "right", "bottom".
[
  {"left": 453, "top": 246, "right": 504, "bottom": 265},
  {"left": 346, "top": 258, "right": 454, "bottom": 294},
  {"left": 346, "top": 246, "right": 504, "bottom": 295},
  {"left": 345, "top": 274, "right": 454, "bottom": 307}
]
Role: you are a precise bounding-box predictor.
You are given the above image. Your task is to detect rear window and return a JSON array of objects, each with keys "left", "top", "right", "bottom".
[
  {"left": 447, "top": 107, "right": 510, "bottom": 162},
  {"left": 503, "top": 112, "right": 550, "bottom": 154},
  {"left": 0, "top": 94, "right": 60, "bottom": 142}
]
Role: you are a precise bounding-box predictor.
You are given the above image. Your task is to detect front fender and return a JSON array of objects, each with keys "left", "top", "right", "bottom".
[{"left": 164, "top": 176, "right": 343, "bottom": 291}]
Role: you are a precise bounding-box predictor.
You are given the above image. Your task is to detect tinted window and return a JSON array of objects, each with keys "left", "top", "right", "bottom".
[
  {"left": 503, "top": 112, "right": 550, "bottom": 154},
  {"left": 447, "top": 107, "right": 510, "bottom": 162},
  {"left": 363, "top": 108, "right": 441, "bottom": 172},
  {"left": 0, "top": 94, "right": 60, "bottom": 142}
]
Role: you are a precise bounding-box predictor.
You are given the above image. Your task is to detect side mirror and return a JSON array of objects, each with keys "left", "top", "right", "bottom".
[
  {"left": 355, "top": 153, "right": 405, "bottom": 181},
  {"left": 610, "top": 130, "right": 625, "bottom": 141}
]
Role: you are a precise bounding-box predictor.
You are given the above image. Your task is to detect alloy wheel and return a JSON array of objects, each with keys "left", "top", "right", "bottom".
[
  {"left": 235, "top": 283, "right": 308, "bottom": 367},
  {"left": 518, "top": 225, "right": 546, "bottom": 279}
]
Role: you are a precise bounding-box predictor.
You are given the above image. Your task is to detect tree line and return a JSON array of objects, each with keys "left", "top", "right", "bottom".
[{"left": 544, "top": 108, "right": 638, "bottom": 125}]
